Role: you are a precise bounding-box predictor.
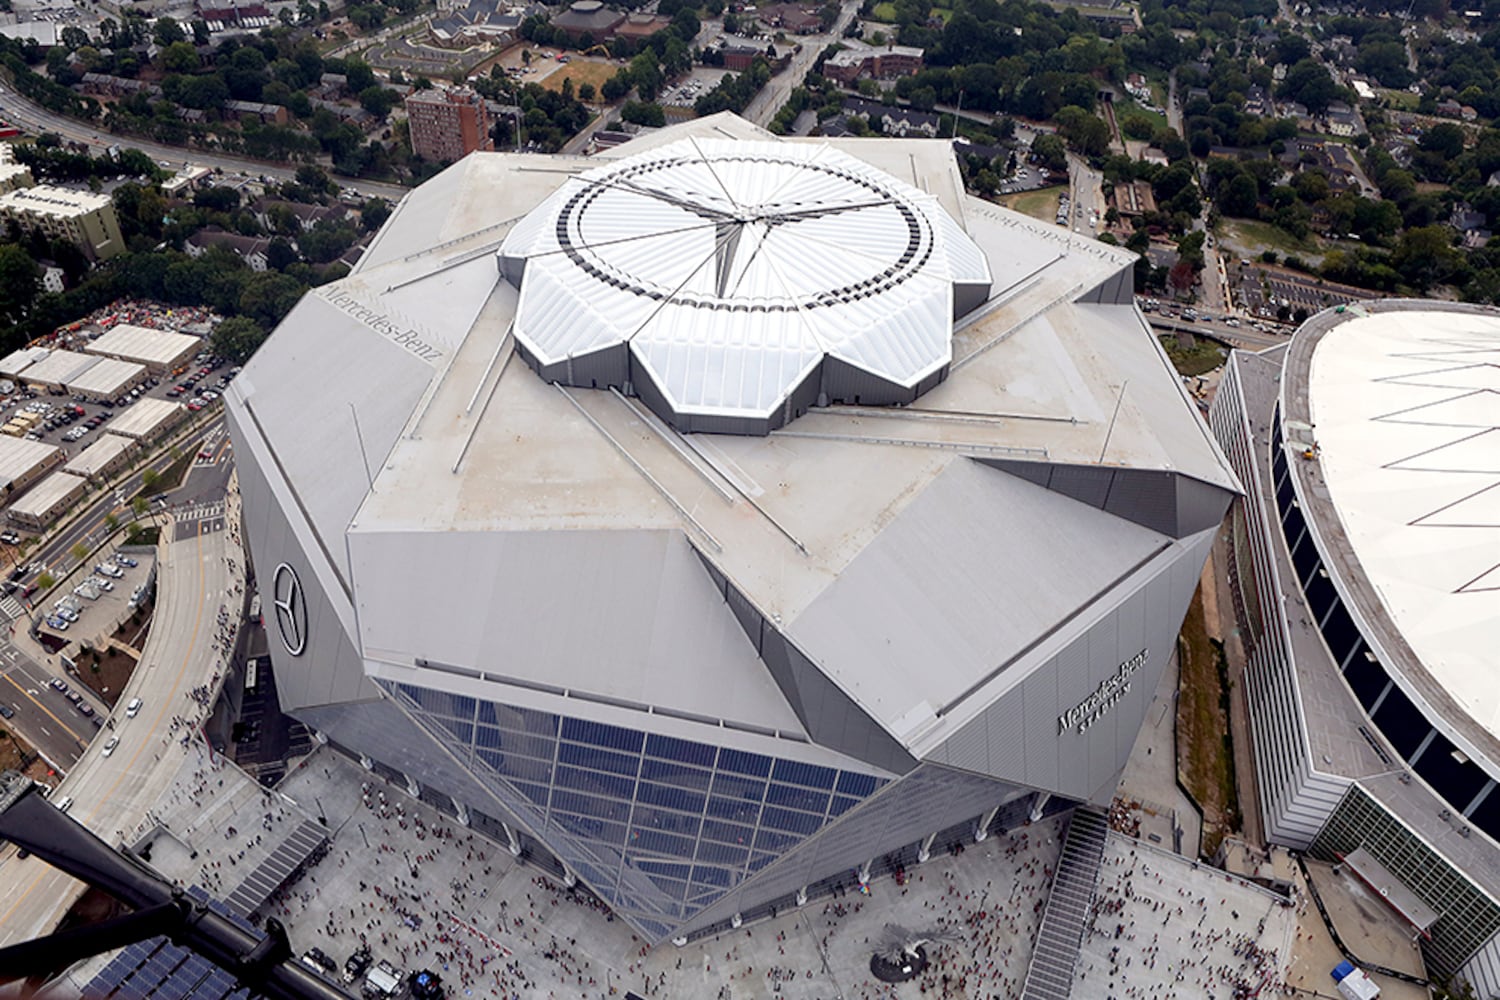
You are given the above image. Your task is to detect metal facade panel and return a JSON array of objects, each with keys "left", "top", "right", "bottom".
[
  {"left": 237, "top": 293, "right": 433, "bottom": 581},
  {"left": 1102, "top": 466, "right": 1178, "bottom": 536},
  {"left": 1047, "top": 464, "right": 1113, "bottom": 509},
  {"left": 230, "top": 406, "right": 379, "bottom": 713},
  {"left": 347, "top": 527, "right": 805, "bottom": 735},
  {"left": 789, "top": 459, "right": 1168, "bottom": 743},
  {"left": 1175, "top": 472, "right": 1235, "bottom": 537}
]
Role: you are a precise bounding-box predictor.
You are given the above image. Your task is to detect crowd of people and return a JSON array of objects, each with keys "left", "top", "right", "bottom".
[{"left": 1079, "top": 843, "right": 1292, "bottom": 999}]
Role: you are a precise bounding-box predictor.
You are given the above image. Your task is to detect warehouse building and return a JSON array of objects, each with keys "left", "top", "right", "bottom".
[
  {"left": 0, "top": 435, "right": 65, "bottom": 501},
  {"left": 228, "top": 115, "right": 1239, "bottom": 945},
  {"left": 0, "top": 346, "right": 49, "bottom": 380},
  {"left": 87, "top": 324, "right": 202, "bottom": 375},
  {"left": 1209, "top": 301, "right": 1500, "bottom": 992},
  {"left": 65, "top": 356, "right": 148, "bottom": 402},
  {"left": 7, "top": 469, "right": 87, "bottom": 530},
  {"left": 105, "top": 398, "right": 188, "bottom": 445},
  {"left": 63, "top": 432, "right": 138, "bottom": 484}
]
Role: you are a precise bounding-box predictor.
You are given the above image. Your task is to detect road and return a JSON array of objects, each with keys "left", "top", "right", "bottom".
[
  {"left": 0, "top": 414, "right": 228, "bottom": 772},
  {"left": 1066, "top": 153, "right": 1103, "bottom": 236},
  {"left": 0, "top": 510, "right": 242, "bottom": 949},
  {"left": 0, "top": 84, "right": 409, "bottom": 202},
  {"left": 1146, "top": 314, "right": 1289, "bottom": 353},
  {"left": 742, "top": 2, "right": 861, "bottom": 127}
]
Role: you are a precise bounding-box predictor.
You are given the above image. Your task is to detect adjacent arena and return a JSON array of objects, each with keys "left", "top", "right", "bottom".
[
  {"left": 1209, "top": 300, "right": 1500, "bottom": 989},
  {"left": 228, "top": 115, "right": 1238, "bottom": 944}
]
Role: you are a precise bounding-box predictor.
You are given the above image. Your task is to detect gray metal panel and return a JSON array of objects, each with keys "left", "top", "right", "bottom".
[
  {"left": 1077, "top": 269, "right": 1133, "bottom": 305},
  {"left": 820, "top": 357, "right": 919, "bottom": 407},
  {"left": 230, "top": 405, "right": 379, "bottom": 712},
  {"left": 930, "top": 526, "right": 1216, "bottom": 802},
  {"left": 1102, "top": 466, "right": 1178, "bottom": 537},
  {"left": 1175, "top": 472, "right": 1235, "bottom": 537},
  {"left": 235, "top": 291, "right": 434, "bottom": 582},
  {"left": 347, "top": 527, "right": 806, "bottom": 735},
  {"left": 1047, "top": 464, "right": 1114, "bottom": 511}
]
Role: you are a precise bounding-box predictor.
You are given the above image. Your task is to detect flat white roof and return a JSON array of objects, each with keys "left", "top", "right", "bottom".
[
  {"left": 0, "top": 347, "right": 48, "bottom": 378},
  {"left": 63, "top": 432, "right": 137, "bottom": 477},
  {"left": 0, "top": 436, "right": 61, "bottom": 489},
  {"left": 106, "top": 398, "right": 185, "bottom": 439},
  {"left": 67, "top": 356, "right": 145, "bottom": 396},
  {"left": 88, "top": 324, "right": 200, "bottom": 368},
  {"left": 1306, "top": 309, "right": 1500, "bottom": 736},
  {"left": 0, "top": 184, "right": 111, "bottom": 218},
  {"left": 8, "top": 470, "right": 85, "bottom": 518},
  {"left": 21, "top": 349, "right": 98, "bottom": 386}
]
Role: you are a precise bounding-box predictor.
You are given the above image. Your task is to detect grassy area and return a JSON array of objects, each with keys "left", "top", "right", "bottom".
[
  {"left": 1175, "top": 586, "right": 1242, "bottom": 858},
  {"left": 538, "top": 58, "right": 618, "bottom": 95},
  {"left": 142, "top": 449, "right": 193, "bottom": 497},
  {"left": 1380, "top": 88, "right": 1420, "bottom": 110},
  {"left": 1219, "top": 217, "right": 1323, "bottom": 259},
  {"left": 1158, "top": 333, "right": 1226, "bottom": 377},
  {"left": 996, "top": 185, "right": 1062, "bottom": 223},
  {"left": 931, "top": 6, "right": 953, "bottom": 22},
  {"left": 871, "top": 1, "right": 897, "bottom": 20}
]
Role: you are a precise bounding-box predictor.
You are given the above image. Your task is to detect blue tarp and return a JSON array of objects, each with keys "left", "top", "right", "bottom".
[{"left": 1332, "top": 960, "right": 1356, "bottom": 982}]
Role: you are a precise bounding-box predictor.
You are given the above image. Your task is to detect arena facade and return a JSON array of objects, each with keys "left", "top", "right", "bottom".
[
  {"left": 1209, "top": 301, "right": 1500, "bottom": 988},
  {"left": 227, "top": 113, "right": 1238, "bottom": 943}
]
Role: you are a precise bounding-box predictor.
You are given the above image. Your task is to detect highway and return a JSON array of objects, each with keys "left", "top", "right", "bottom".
[
  {"left": 0, "top": 509, "right": 242, "bottom": 949},
  {"left": 0, "top": 83, "right": 409, "bottom": 202}
]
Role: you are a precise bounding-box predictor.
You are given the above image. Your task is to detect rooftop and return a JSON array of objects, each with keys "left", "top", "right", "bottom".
[
  {"left": 0, "top": 436, "right": 61, "bottom": 488},
  {"left": 0, "top": 184, "right": 112, "bottom": 217},
  {"left": 1289, "top": 305, "right": 1500, "bottom": 747},
  {"left": 106, "top": 397, "right": 186, "bottom": 438},
  {"left": 7, "top": 469, "right": 84, "bottom": 517},
  {"left": 63, "top": 431, "right": 137, "bottom": 477},
  {"left": 88, "top": 324, "right": 201, "bottom": 367},
  {"left": 67, "top": 356, "right": 145, "bottom": 395}
]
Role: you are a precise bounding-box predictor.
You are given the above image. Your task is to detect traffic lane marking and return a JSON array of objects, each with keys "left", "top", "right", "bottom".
[{"left": 0, "top": 673, "right": 83, "bottom": 744}]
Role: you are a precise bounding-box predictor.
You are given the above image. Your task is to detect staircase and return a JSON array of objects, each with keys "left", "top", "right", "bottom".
[{"left": 1020, "top": 807, "right": 1110, "bottom": 1000}]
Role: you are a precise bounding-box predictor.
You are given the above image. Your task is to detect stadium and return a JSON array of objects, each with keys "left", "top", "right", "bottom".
[
  {"left": 226, "top": 113, "right": 1238, "bottom": 944},
  {"left": 1209, "top": 301, "right": 1500, "bottom": 990}
]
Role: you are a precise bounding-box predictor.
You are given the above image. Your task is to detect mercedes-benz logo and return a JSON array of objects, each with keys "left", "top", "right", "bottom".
[{"left": 271, "top": 562, "right": 307, "bottom": 656}]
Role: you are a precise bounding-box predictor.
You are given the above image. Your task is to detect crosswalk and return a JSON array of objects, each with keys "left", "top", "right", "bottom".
[
  {"left": 0, "top": 596, "right": 23, "bottom": 622},
  {"left": 176, "top": 500, "right": 224, "bottom": 522}
]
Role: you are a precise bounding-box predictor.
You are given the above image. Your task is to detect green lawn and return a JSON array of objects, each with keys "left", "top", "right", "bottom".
[
  {"left": 871, "top": 1, "right": 897, "bottom": 20},
  {"left": 1220, "top": 218, "right": 1323, "bottom": 259},
  {"left": 931, "top": 6, "right": 953, "bottom": 23},
  {"left": 1380, "top": 88, "right": 1420, "bottom": 110},
  {"left": 997, "top": 185, "right": 1063, "bottom": 223}
]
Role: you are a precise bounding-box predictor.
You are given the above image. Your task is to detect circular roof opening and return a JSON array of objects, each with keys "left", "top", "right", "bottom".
[{"left": 499, "top": 138, "right": 992, "bottom": 434}]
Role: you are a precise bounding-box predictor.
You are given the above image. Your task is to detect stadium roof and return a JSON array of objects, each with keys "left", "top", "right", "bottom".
[
  {"left": 231, "top": 114, "right": 1239, "bottom": 784},
  {"left": 1301, "top": 307, "right": 1500, "bottom": 737},
  {"left": 498, "top": 138, "right": 991, "bottom": 430}
]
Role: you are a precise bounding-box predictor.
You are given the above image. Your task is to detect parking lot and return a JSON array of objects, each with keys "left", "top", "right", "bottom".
[{"left": 1232, "top": 263, "right": 1376, "bottom": 319}]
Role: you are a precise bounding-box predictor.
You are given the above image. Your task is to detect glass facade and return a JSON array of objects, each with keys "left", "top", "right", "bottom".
[{"left": 380, "top": 679, "right": 888, "bottom": 938}]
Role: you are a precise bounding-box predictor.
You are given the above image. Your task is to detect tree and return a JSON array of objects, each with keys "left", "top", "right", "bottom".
[
  {"left": 159, "top": 41, "right": 201, "bottom": 74},
  {"left": 0, "top": 245, "right": 41, "bottom": 326},
  {"left": 70, "top": 541, "right": 88, "bottom": 564},
  {"left": 141, "top": 469, "right": 161, "bottom": 492},
  {"left": 104, "top": 512, "right": 119, "bottom": 531},
  {"left": 1031, "top": 133, "right": 1067, "bottom": 173},
  {"left": 211, "top": 316, "right": 267, "bottom": 363},
  {"left": 153, "top": 16, "right": 186, "bottom": 45}
]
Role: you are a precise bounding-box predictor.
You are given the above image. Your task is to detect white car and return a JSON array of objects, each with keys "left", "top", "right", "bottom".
[
  {"left": 101, "top": 736, "right": 119, "bottom": 757},
  {"left": 95, "top": 563, "right": 123, "bottom": 579},
  {"left": 126, "top": 697, "right": 142, "bottom": 717},
  {"left": 94, "top": 577, "right": 114, "bottom": 592}
]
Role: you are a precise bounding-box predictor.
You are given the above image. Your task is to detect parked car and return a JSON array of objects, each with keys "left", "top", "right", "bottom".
[
  {"left": 96, "top": 563, "right": 123, "bottom": 579},
  {"left": 114, "top": 554, "right": 138, "bottom": 568}
]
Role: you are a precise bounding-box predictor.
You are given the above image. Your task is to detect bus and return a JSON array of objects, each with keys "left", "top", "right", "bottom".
[{"left": 244, "top": 658, "right": 259, "bottom": 696}]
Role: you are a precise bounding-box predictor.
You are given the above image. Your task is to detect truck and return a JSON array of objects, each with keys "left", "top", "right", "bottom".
[{"left": 363, "top": 960, "right": 402, "bottom": 998}]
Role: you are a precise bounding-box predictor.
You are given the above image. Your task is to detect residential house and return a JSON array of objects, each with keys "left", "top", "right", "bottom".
[
  {"left": 185, "top": 227, "right": 271, "bottom": 271},
  {"left": 839, "top": 97, "right": 941, "bottom": 137}
]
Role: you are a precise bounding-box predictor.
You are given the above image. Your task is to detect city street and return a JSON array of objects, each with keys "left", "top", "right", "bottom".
[
  {"left": 0, "top": 503, "right": 244, "bottom": 949},
  {"left": 0, "top": 85, "right": 408, "bottom": 202},
  {"left": 742, "top": 1, "right": 861, "bottom": 126}
]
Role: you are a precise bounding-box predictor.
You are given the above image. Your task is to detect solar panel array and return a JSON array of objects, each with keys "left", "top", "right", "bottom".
[{"left": 82, "top": 888, "right": 262, "bottom": 1000}]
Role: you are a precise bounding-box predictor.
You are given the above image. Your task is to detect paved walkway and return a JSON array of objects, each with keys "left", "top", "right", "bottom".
[
  {"left": 246, "top": 748, "right": 1066, "bottom": 1000},
  {"left": 1076, "top": 835, "right": 1296, "bottom": 999}
]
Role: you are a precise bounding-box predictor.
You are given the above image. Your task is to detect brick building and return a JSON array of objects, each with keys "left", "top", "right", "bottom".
[{"left": 405, "top": 87, "right": 494, "bottom": 163}]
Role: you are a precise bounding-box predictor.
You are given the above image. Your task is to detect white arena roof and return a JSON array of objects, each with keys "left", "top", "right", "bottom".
[
  {"left": 87, "top": 324, "right": 200, "bottom": 369},
  {"left": 499, "top": 138, "right": 991, "bottom": 429},
  {"left": 1305, "top": 309, "right": 1500, "bottom": 735}
]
